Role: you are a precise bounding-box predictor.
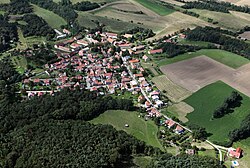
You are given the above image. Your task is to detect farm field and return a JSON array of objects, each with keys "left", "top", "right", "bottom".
[
  {"left": 160, "top": 55, "right": 250, "bottom": 97},
  {"left": 152, "top": 75, "right": 192, "bottom": 102},
  {"left": 77, "top": 11, "right": 139, "bottom": 32},
  {"left": 158, "top": 49, "right": 250, "bottom": 68},
  {"left": 32, "top": 4, "right": 67, "bottom": 29},
  {"left": 134, "top": 0, "right": 175, "bottom": 16},
  {"left": 178, "top": 39, "right": 214, "bottom": 48},
  {"left": 184, "top": 81, "right": 250, "bottom": 143},
  {"left": 90, "top": 110, "right": 163, "bottom": 150},
  {"left": 167, "top": 102, "right": 194, "bottom": 123},
  {"left": 189, "top": 9, "right": 250, "bottom": 30}
]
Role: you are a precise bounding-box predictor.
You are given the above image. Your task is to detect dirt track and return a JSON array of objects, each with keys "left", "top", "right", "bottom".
[{"left": 160, "top": 56, "right": 250, "bottom": 97}]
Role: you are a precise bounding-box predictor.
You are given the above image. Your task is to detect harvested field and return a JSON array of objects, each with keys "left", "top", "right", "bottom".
[
  {"left": 152, "top": 75, "right": 192, "bottom": 102},
  {"left": 238, "top": 31, "right": 250, "bottom": 40},
  {"left": 167, "top": 102, "right": 194, "bottom": 122},
  {"left": 160, "top": 56, "right": 250, "bottom": 97},
  {"left": 161, "top": 0, "right": 185, "bottom": 6}
]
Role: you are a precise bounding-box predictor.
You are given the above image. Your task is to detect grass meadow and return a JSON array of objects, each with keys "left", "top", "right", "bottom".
[
  {"left": 90, "top": 110, "right": 163, "bottom": 150},
  {"left": 184, "top": 81, "right": 250, "bottom": 143},
  {"left": 32, "top": 4, "right": 67, "bottom": 29},
  {"left": 134, "top": 0, "right": 175, "bottom": 16}
]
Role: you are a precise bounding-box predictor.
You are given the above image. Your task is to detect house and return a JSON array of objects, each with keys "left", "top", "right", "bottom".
[
  {"left": 118, "top": 43, "right": 131, "bottom": 50},
  {"left": 77, "top": 40, "right": 88, "bottom": 46},
  {"left": 138, "top": 95, "right": 145, "bottom": 103},
  {"left": 175, "top": 125, "right": 184, "bottom": 134},
  {"left": 165, "top": 120, "right": 175, "bottom": 128},
  {"left": 58, "top": 46, "right": 71, "bottom": 52},
  {"left": 74, "top": 34, "right": 83, "bottom": 40},
  {"left": 148, "top": 49, "right": 163, "bottom": 55},
  {"left": 105, "top": 32, "right": 118, "bottom": 39},
  {"left": 70, "top": 43, "right": 81, "bottom": 49},
  {"left": 123, "top": 34, "right": 133, "bottom": 39},
  {"left": 129, "top": 59, "right": 140, "bottom": 64},
  {"left": 228, "top": 147, "right": 242, "bottom": 159},
  {"left": 142, "top": 55, "right": 148, "bottom": 62},
  {"left": 63, "top": 29, "right": 71, "bottom": 35},
  {"left": 186, "top": 149, "right": 195, "bottom": 155},
  {"left": 145, "top": 101, "right": 151, "bottom": 108}
]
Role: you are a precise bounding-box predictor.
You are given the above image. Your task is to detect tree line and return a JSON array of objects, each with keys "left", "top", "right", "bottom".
[
  {"left": 182, "top": 0, "right": 250, "bottom": 15},
  {"left": 229, "top": 113, "right": 250, "bottom": 142},
  {"left": 213, "top": 91, "right": 243, "bottom": 119},
  {"left": 186, "top": 26, "right": 250, "bottom": 58}
]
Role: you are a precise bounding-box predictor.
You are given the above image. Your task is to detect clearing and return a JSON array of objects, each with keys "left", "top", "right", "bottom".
[
  {"left": 152, "top": 75, "right": 192, "bottom": 102},
  {"left": 184, "top": 81, "right": 250, "bottom": 143},
  {"left": 90, "top": 110, "right": 163, "bottom": 150},
  {"left": 158, "top": 49, "right": 250, "bottom": 68},
  {"left": 32, "top": 4, "right": 67, "bottom": 29}
]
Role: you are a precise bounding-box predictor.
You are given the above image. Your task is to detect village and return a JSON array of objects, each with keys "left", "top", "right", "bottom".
[{"left": 20, "top": 28, "right": 243, "bottom": 165}]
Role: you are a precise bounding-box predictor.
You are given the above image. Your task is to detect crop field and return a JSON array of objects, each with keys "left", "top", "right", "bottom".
[
  {"left": 158, "top": 49, "right": 250, "bottom": 68},
  {"left": 160, "top": 55, "right": 250, "bottom": 97},
  {"left": 184, "top": 81, "right": 250, "bottom": 143},
  {"left": 90, "top": 110, "right": 163, "bottom": 150},
  {"left": 32, "top": 4, "right": 67, "bottom": 29},
  {"left": 152, "top": 75, "right": 192, "bottom": 102},
  {"left": 77, "top": 11, "right": 140, "bottom": 32},
  {"left": 189, "top": 9, "right": 250, "bottom": 30},
  {"left": 134, "top": 0, "right": 175, "bottom": 16}
]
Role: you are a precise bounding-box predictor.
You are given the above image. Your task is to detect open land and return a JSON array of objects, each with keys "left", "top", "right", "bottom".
[
  {"left": 160, "top": 55, "right": 250, "bottom": 97},
  {"left": 152, "top": 75, "right": 192, "bottom": 102},
  {"left": 90, "top": 110, "right": 163, "bottom": 150},
  {"left": 32, "top": 4, "right": 67, "bottom": 29},
  {"left": 220, "top": 0, "right": 250, "bottom": 6},
  {"left": 184, "top": 81, "right": 250, "bottom": 143}
]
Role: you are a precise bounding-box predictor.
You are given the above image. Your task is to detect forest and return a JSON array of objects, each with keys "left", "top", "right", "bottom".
[
  {"left": 20, "top": 14, "right": 55, "bottom": 38},
  {"left": 147, "top": 153, "right": 223, "bottom": 168},
  {"left": 0, "top": 0, "right": 33, "bottom": 15},
  {"left": 157, "top": 42, "right": 199, "bottom": 58},
  {"left": 0, "top": 15, "right": 18, "bottom": 53},
  {"left": 213, "top": 91, "right": 243, "bottom": 119},
  {"left": 186, "top": 26, "right": 250, "bottom": 58},
  {"left": 72, "top": 1, "right": 100, "bottom": 11}
]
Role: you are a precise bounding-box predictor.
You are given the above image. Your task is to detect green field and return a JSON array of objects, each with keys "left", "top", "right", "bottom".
[
  {"left": 77, "top": 12, "right": 139, "bottom": 32},
  {"left": 135, "top": 0, "right": 174, "bottom": 16},
  {"left": 32, "top": 4, "right": 67, "bottom": 29},
  {"left": 184, "top": 81, "right": 250, "bottom": 143},
  {"left": 178, "top": 39, "right": 214, "bottom": 47},
  {"left": 90, "top": 110, "right": 163, "bottom": 150},
  {"left": 158, "top": 49, "right": 250, "bottom": 68}
]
